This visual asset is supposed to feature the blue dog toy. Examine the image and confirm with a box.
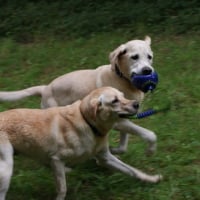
[131,71,159,93]
[130,71,165,119]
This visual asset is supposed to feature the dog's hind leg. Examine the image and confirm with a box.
[0,133,14,200]
[51,156,67,200]
[40,87,59,109]
[96,150,162,183]
[41,96,58,109]
[110,132,129,154]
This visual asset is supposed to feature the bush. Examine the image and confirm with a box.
[0,0,199,41]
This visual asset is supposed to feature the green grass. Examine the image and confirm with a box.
[0,32,200,200]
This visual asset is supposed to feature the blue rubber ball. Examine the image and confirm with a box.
[131,71,159,93]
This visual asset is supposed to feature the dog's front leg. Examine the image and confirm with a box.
[110,132,129,154]
[113,119,157,155]
[51,157,67,200]
[96,150,162,183]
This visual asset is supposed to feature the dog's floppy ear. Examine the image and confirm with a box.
[109,44,127,71]
[145,36,151,46]
[90,95,104,120]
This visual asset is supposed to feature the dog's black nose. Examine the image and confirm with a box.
[132,101,139,109]
[142,67,152,75]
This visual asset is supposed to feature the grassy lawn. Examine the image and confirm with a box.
[0,32,199,200]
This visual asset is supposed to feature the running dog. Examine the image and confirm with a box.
[0,36,157,154]
[0,87,162,200]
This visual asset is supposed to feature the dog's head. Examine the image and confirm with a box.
[109,36,154,80]
[80,87,139,127]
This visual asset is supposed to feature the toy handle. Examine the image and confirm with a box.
[135,109,156,119]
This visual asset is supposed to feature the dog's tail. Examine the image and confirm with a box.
[0,85,46,102]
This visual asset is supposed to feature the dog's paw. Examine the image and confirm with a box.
[152,174,163,183]
[109,146,127,154]
[145,143,157,156]
[142,174,163,183]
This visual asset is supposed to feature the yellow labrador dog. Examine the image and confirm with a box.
[0,36,156,154]
[0,87,162,200]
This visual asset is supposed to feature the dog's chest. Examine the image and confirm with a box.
[58,130,106,165]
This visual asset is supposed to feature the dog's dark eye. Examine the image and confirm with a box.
[112,98,119,104]
[131,54,139,60]
[148,54,152,60]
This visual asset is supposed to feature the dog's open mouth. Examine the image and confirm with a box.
[118,112,137,118]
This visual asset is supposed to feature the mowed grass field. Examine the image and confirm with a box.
[0,32,199,200]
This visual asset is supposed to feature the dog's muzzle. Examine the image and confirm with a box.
[131,71,159,93]
[118,101,139,118]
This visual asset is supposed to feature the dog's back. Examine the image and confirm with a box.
[0,101,103,164]
[0,107,59,162]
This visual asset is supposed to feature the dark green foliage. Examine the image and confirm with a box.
[0,0,199,41]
